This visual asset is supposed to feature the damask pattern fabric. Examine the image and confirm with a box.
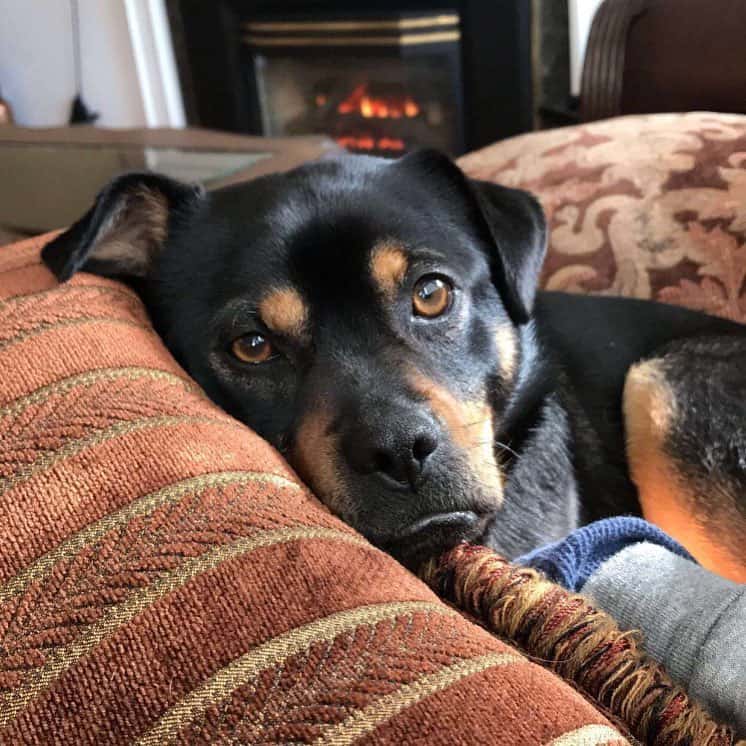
[459,112,746,323]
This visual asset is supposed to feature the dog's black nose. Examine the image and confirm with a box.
[343,411,439,490]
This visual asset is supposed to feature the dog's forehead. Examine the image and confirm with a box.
[202,155,488,326]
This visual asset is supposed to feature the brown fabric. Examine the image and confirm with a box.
[0,234,621,743]
[579,0,746,122]
[621,0,746,118]
[459,112,746,323]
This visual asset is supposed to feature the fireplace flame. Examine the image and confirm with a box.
[337,83,420,120]
[336,135,405,152]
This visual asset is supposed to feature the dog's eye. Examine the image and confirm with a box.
[412,275,452,318]
[231,332,275,364]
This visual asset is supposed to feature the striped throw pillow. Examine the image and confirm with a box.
[0,234,625,745]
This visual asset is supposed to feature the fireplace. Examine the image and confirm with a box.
[241,13,464,155]
[244,13,464,156]
[167,1,537,157]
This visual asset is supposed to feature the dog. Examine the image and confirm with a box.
[41,149,746,570]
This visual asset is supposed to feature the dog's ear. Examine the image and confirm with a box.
[468,178,547,324]
[397,149,546,324]
[41,172,204,282]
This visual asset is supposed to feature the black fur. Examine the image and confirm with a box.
[41,150,746,569]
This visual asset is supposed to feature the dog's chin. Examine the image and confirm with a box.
[375,510,491,572]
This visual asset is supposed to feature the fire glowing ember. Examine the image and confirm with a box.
[336,83,420,120]
[336,135,406,152]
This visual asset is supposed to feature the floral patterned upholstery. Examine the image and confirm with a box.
[459,113,746,323]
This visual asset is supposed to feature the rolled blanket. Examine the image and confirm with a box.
[583,543,746,738]
[421,543,744,746]
[516,517,746,737]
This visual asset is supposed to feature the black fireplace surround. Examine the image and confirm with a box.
[167,1,534,157]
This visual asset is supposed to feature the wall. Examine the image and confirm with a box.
[0,0,176,128]
[568,0,604,95]
[1,1,600,129]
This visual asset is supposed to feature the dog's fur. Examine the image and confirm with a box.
[42,150,746,569]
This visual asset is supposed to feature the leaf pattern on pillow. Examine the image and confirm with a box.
[459,113,746,323]
[658,224,746,321]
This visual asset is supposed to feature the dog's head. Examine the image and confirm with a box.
[42,150,546,567]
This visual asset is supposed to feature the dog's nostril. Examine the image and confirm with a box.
[412,431,438,466]
[374,449,397,477]
[372,433,438,486]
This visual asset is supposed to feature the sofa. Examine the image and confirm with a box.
[1,112,744,744]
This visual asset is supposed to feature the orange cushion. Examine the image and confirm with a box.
[0,234,623,744]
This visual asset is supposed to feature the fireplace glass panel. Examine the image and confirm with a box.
[252,52,462,156]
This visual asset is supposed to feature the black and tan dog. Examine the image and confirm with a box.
[42,150,746,570]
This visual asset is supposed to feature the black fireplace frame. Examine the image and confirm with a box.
[167,0,534,155]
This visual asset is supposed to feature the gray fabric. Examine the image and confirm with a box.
[583,542,746,736]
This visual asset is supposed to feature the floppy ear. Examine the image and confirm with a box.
[397,149,547,324]
[41,172,204,282]
[468,178,547,324]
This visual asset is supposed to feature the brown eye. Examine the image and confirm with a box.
[412,275,452,318]
[231,332,275,364]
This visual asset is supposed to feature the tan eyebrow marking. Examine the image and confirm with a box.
[259,287,309,339]
[370,242,409,298]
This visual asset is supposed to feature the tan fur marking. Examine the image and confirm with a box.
[370,243,408,297]
[624,362,676,537]
[410,374,503,502]
[495,324,518,381]
[92,188,169,275]
[134,186,169,245]
[624,361,746,582]
[293,408,348,518]
[259,287,309,339]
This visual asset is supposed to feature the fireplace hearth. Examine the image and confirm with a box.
[167,1,536,157]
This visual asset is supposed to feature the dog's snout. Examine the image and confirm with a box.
[342,407,439,490]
